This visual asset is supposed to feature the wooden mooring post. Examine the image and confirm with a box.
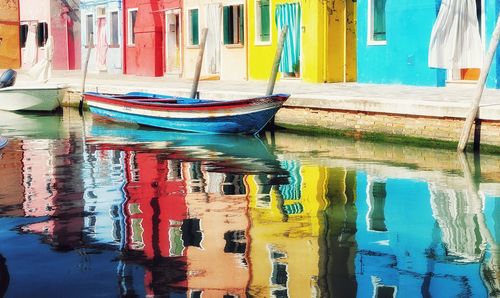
[457,13,500,152]
[79,33,94,114]
[266,25,288,96]
[190,28,208,99]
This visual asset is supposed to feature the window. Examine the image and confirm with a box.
[86,14,94,46]
[36,22,48,47]
[20,24,28,48]
[128,8,138,45]
[255,0,270,43]
[96,6,106,18]
[223,5,244,45]
[368,0,386,45]
[110,11,119,47]
[188,9,199,45]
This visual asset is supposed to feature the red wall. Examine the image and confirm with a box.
[123,0,181,76]
[51,0,81,70]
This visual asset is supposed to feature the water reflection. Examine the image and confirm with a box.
[0,109,498,297]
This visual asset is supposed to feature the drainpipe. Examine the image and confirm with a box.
[122,0,127,74]
[245,1,249,80]
[323,1,327,82]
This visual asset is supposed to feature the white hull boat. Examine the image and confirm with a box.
[0,84,67,111]
[0,36,67,112]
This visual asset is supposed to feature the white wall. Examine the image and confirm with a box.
[80,0,123,74]
[183,0,246,80]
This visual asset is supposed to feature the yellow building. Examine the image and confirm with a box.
[247,0,356,83]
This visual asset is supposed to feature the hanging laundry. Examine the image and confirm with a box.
[428,0,483,69]
[96,17,108,71]
[28,36,53,82]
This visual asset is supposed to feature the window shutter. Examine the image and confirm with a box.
[223,6,231,44]
[373,0,386,41]
[239,5,244,44]
[260,0,270,41]
[191,10,199,45]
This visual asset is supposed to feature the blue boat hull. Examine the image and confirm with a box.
[89,105,281,134]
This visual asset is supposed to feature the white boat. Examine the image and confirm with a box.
[0,84,67,111]
[0,36,67,112]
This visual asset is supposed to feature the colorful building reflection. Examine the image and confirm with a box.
[8,134,498,297]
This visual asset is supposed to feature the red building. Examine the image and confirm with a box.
[123,0,182,76]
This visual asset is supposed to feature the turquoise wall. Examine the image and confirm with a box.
[486,0,500,88]
[357,0,446,86]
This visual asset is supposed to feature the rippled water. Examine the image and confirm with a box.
[0,108,498,297]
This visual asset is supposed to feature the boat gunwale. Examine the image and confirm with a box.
[84,92,290,112]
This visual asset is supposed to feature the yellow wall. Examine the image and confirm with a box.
[247,0,356,83]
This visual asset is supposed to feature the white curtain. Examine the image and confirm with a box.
[24,23,38,67]
[428,0,483,69]
[28,36,53,83]
[96,17,108,71]
[205,4,221,74]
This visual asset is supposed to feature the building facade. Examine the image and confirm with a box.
[183,0,247,80]
[80,0,123,73]
[123,0,182,76]
[247,0,357,83]
[0,0,21,69]
[357,0,500,89]
[19,0,81,70]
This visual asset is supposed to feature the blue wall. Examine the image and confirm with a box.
[357,0,446,87]
[486,0,500,88]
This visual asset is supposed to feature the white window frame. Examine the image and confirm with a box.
[96,5,106,18]
[367,0,387,46]
[127,8,138,46]
[254,0,271,46]
[187,7,200,47]
[109,9,120,47]
[85,13,94,47]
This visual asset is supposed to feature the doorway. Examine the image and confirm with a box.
[21,21,40,69]
[276,3,301,78]
[165,10,182,74]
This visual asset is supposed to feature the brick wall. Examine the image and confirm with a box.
[276,107,500,147]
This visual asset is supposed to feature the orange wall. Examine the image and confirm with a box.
[0,0,21,68]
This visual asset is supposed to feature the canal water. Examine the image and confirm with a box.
[0,108,498,298]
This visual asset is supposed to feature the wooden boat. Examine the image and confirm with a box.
[84,91,290,134]
[0,84,68,111]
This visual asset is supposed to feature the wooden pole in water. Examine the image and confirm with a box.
[79,33,94,114]
[458,13,500,152]
[266,25,288,96]
[190,28,208,99]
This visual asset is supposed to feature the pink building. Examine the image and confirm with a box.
[19,0,81,70]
